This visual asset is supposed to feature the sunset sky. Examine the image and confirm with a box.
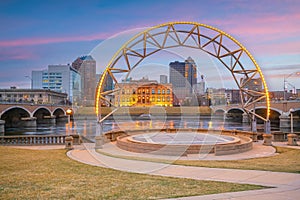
[0,0,299,90]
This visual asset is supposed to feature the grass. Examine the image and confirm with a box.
[0,146,266,199]
[174,147,300,173]
[98,146,300,173]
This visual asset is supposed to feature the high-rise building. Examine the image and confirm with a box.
[32,64,81,105]
[160,75,168,84]
[72,55,96,106]
[193,75,205,95]
[102,72,113,92]
[169,57,197,104]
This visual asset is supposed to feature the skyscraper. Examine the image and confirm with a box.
[169,57,197,88]
[72,55,96,106]
[169,57,197,103]
[193,75,205,95]
[160,75,168,84]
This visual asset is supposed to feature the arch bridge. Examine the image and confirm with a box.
[0,103,72,129]
[212,101,300,128]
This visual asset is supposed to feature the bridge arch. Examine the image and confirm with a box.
[0,106,31,118]
[292,108,300,113]
[53,108,66,117]
[214,109,226,115]
[227,108,244,122]
[96,21,270,131]
[253,107,281,125]
[0,107,31,128]
[33,107,52,123]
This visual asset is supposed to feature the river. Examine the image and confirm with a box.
[4,116,297,141]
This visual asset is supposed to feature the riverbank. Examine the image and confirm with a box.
[75,106,212,117]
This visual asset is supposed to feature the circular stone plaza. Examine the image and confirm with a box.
[95,128,276,160]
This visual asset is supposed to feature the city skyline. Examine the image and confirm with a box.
[0,0,299,91]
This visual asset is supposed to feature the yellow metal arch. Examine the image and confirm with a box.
[95,21,270,123]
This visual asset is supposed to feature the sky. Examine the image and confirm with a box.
[0,0,299,91]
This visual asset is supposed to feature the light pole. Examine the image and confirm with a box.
[290,108,294,134]
[283,71,300,101]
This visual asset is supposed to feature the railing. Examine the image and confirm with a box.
[0,101,69,106]
[0,134,81,145]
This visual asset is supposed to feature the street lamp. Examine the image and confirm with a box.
[290,108,294,134]
[284,71,300,101]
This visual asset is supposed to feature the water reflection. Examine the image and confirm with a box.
[4,116,299,142]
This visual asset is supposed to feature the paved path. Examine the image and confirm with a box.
[67,143,300,200]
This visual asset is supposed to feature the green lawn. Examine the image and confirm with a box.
[98,146,300,173]
[175,147,300,173]
[0,146,266,199]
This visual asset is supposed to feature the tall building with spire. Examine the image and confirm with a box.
[72,55,96,106]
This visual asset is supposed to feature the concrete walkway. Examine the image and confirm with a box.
[67,143,300,200]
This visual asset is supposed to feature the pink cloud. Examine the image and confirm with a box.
[0,49,37,61]
[204,12,300,56]
[219,12,300,40]
[0,32,111,47]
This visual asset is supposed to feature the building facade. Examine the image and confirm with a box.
[114,78,173,107]
[32,64,81,105]
[72,55,96,106]
[0,88,67,104]
[240,77,263,91]
[225,89,241,104]
[207,88,226,105]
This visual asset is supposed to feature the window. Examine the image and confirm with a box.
[152,97,155,102]
[167,89,170,94]
[152,89,155,94]
[162,90,165,94]
[158,89,161,94]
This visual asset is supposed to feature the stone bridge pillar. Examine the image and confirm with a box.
[251,118,257,132]
[20,117,37,127]
[279,113,290,128]
[242,113,250,123]
[56,115,70,123]
[0,120,4,135]
[38,115,56,125]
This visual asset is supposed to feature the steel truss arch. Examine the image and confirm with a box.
[96,22,270,124]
